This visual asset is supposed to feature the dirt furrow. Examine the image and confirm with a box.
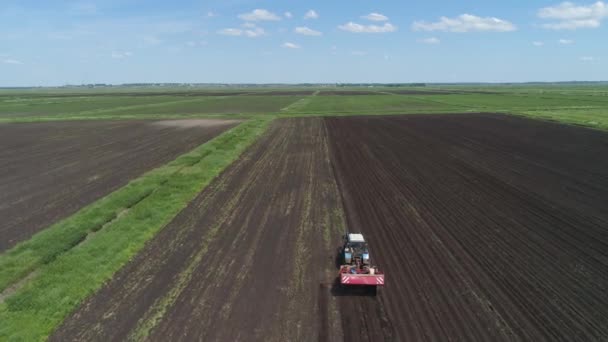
[325,114,608,341]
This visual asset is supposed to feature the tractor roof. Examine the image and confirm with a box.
[348,233,365,242]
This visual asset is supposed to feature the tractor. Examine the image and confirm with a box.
[338,233,384,287]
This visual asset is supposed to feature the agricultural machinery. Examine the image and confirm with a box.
[338,233,385,287]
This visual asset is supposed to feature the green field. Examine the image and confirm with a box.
[287,94,461,114]
[0,94,303,120]
[1,84,607,340]
[1,86,607,128]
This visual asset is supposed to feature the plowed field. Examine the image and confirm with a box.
[0,119,237,251]
[52,114,608,341]
[52,118,346,341]
[326,114,608,341]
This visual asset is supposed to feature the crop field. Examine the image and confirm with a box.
[1,86,608,341]
[47,114,608,341]
[0,119,237,251]
[0,95,181,117]
[103,95,304,116]
[0,92,304,120]
[290,94,461,115]
[51,118,346,341]
[2,86,608,128]
[326,114,608,341]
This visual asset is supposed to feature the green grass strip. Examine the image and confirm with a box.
[0,118,272,341]
[516,108,608,131]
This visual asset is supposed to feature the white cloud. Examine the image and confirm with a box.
[362,13,389,21]
[540,2,604,19]
[539,1,608,30]
[295,26,322,36]
[285,12,293,19]
[533,41,545,46]
[207,11,216,18]
[419,37,441,44]
[304,10,319,19]
[282,42,301,49]
[218,27,265,37]
[339,22,397,33]
[242,22,257,28]
[2,59,23,65]
[412,14,517,32]
[111,51,133,59]
[238,9,281,22]
[542,19,601,29]
[559,38,575,44]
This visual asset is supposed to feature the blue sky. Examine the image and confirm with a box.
[1,0,607,86]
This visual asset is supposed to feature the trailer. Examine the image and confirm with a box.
[339,265,385,286]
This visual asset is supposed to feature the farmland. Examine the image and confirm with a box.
[0,119,237,251]
[326,114,608,341]
[51,118,345,341]
[0,92,305,120]
[1,86,608,341]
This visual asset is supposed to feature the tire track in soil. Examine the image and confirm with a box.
[325,113,608,341]
[51,118,346,342]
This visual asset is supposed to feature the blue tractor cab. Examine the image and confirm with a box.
[343,233,370,265]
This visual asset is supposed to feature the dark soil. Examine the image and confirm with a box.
[50,113,608,341]
[51,118,345,342]
[325,113,608,341]
[0,119,237,251]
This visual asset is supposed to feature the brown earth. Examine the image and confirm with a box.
[326,114,608,341]
[0,119,237,251]
[51,118,346,342]
[51,113,608,341]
